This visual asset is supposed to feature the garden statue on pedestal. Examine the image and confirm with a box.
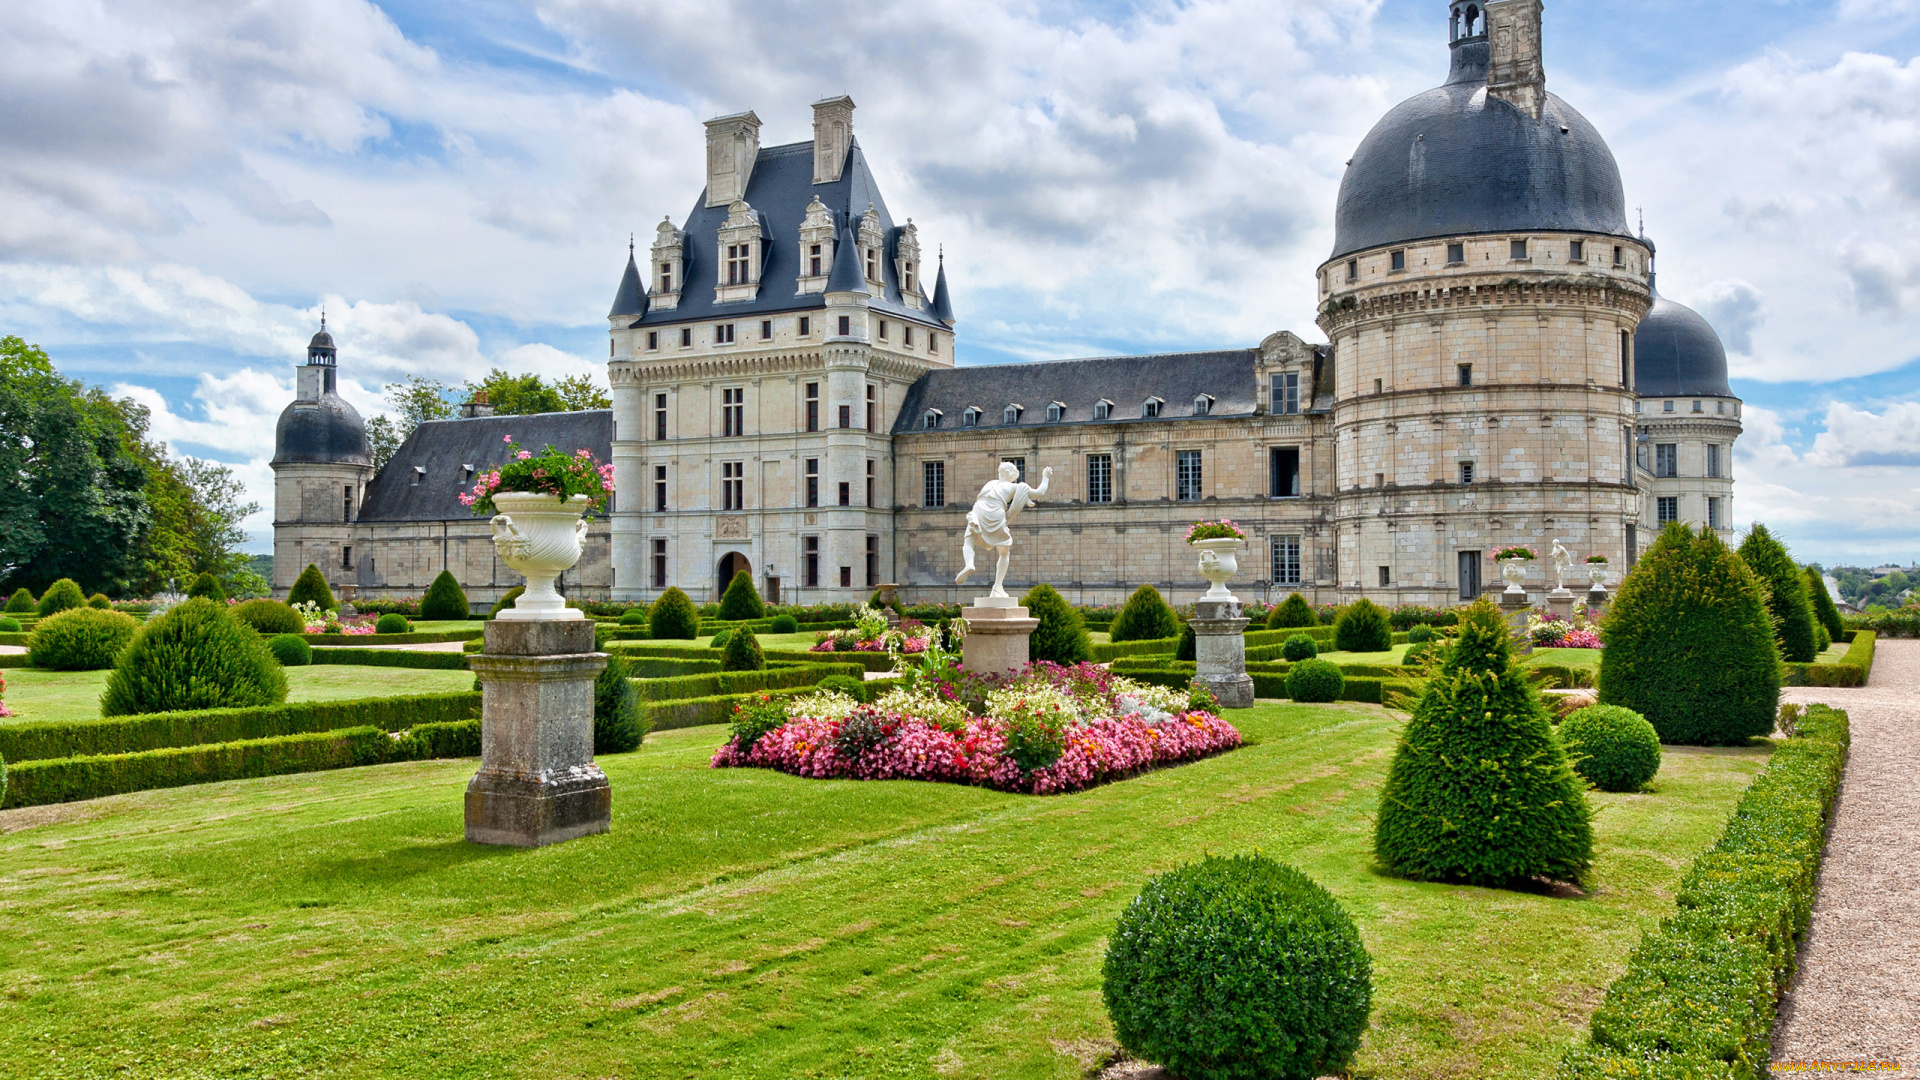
[1185,520,1254,708]
[956,461,1051,674]
[1546,538,1578,622]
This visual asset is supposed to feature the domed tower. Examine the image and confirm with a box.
[270,320,374,598]
[1633,255,1741,537]
[1317,0,1654,603]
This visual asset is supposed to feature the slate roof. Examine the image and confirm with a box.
[609,250,646,318]
[357,410,612,523]
[1634,285,1734,399]
[629,138,944,330]
[892,351,1260,435]
[1330,37,1633,259]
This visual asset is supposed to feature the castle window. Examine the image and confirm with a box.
[1374,378,1384,395]
[805,383,819,432]
[1176,450,1204,502]
[866,535,880,586]
[903,326,913,347]
[1664,400,1675,413]
[1193,394,1212,416]
[1447,242,1465,264]
[411,466,425,487]
[1621,331,1632,387]
[1655,444,1678,478]
[722,461,744,511]
[1272,373,1299,415]
[654,465,667,512]
[928,333,939,355]
[866,384,877,432]
[1707,444,1722,479]
[1717,401,1726,414]
[798,316,811,336]
[761,320,773,340]
[651,538,667,588]
[809,244,823,277]
[342,545,352,570]
[839,565,852,588]
[806,459,819,508]
[866,248,879,281]
[1692,400,1704,413]
[1459,461,1475,484]
[1004,404,1022,425]
[726,244,750,286]
[1143,397,1162,418]
[1390,250,1405,272]
[923,409,943,430]
[715,323,735,344]
[1510,239,1529,260]
[1087,454,1113,504]
[1613,245,1625,266]
[1271,447,1301,497]
[1003,457,1025,482]
[1569,240,1585,262]
[1273,535,1302,585]
[866,459,876,506]
[878,319,889,341]
[1657,496,1679,524]
[655,393,668,440]
[1093,399,1113,420]
[838,404,851,429]
[1708,497,1723,529]
[660,264,673,292]
[803,536,820,586]
[1379,566,1392,587]
[922,461,946,507]
[1346,259,1358,282]
[344,485,354,522]
[722,387,744,437]
[1046,402,1064,423]
[680,328,692,347]
[838,315,851,336]
[838,481,850,507]
[963,407,980,428]
[646,331,658,351]
[1458,364,1473,387]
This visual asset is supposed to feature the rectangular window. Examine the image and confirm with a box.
[808,245,822,277]
[722,461,744,511]
[1614,245,1625,266]
[903,326,914,347]
[838,404,851,429]
[651,538,667,588]
[1627,523,1638,563]
[1458,363,1473,387]
[877,319,888,340]
[727,245,750,286]
[838,315,851,336]
[1460,461,1475,484]
[1707,444,1721,479]
[1272,534,1302,586]
[1447,242,1465,264]
[805,383,819,432]
[680,327,692,347]
[646,331,659,351]
[341,545,352,570]
[344,485,354,522]
[1570,239,1585,262]
[1458,551,1482,600]
[1378,566,1392,587]
[1692,400,1704,413]
[1621,331,1632,387]
[838,481,850,507]
[654,393,669,440]
[1176,449,1203,502]
[1390,249,1405,271]
[865,384,877,431]
[722,387,744,437]
[715,323,734,344]
[1270,447,1300,498]
[865,535,879,587]
[1272,372,1299,415]
[865,248,878,280]
[1346,259,1358,282]
[839,565,852,588]
[865,459,876,507]
[1664,400,1675,413]
[1655,443,1678,478]
[653,465,668,512]
[805,459,819,508]
[660,264,673,293]
[761,319,773,340]
[1087,453,1113,504]
[803,536,820,587]
[1002,456,1026,483]
[1510,239,1529,260]
[1144,399,1161,418]
[929,333,938,355]
[1373,378,1383,395]
[1708,497,1722,529]
[922,460,945,507]
[798,315,811,336]
[1657,496,1680,524]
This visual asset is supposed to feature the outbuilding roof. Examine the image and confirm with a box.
[357,410,612,523]
[892,350,1260,434]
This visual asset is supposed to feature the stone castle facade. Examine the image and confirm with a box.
[272,0,1741,611]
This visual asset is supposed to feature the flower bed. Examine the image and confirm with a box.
[1527,608,1603,649]
[809,608,934,655]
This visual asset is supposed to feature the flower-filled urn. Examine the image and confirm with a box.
[461,436,615,621]
[1493,546,1538,596]
[1186,520,1248,602]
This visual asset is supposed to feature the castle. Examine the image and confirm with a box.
[273,0,1741,611]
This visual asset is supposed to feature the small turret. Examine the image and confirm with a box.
[609,239,647,320]
[930,250,954,326]
[825,223,867,295]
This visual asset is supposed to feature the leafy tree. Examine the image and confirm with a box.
[365,415,401,472]
[287,564,337,611]
[1737,523,1818,663]
[462,369,610,416]
[1266,592,1317,629]
[130,453,260,597]
[420,571,470,620]
[1109,584,1179,643]
[1598,523,1779,745]
[1805,565,1845,642]
[1333,597,1392,653]
[1023,583,1090,664]
[1374,599,1593,888]
[717,570,766,620]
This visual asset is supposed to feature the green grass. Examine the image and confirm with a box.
[1524,647,1604,671]
[0,702,1770,1079]
[1313,643,1411,665]
[0,666,477,726]
[405,620,478,633]
[1813,641,1850,664]
[642,630,827,651]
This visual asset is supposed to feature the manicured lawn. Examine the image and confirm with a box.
[0,702,1770,1078]
[1814,641,1849,663]
[1525,647,1604,671]
[1316,643,1411,665]
[0,666,476,726]
[641,630,829,652]
[405,620,481,634]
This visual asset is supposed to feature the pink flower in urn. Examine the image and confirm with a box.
[516,450,532,460]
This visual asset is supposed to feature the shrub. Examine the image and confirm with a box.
[186,572,225,602]
[1389,604,1449,631]
[1024,583,1091,665]
[36,579,86,618]
[28,608,139,670]
[1407,624,1436,644]
[100,598,289,717]
[717,570,766,621]
[594,649,647,754]
[618,606,649,626]
[815,674,868,703]
[1374,599,1593,888]
[1600,523,1780,746]
[87,593,111,609]
[1174,623,1197,662]
[1333,598,1392,653]
[1266,592,1317,629]
[650,587,700,640]
[487,585,524,619]
[720,625,765,672]
[769,613,800,634]
[419,571,470,620]
[1400,641,1436,668]
[267,635,312,667]
[1805,565,1845,642]
[233,599,304,636]
[1815,623,1831,653]
[709,629,733,649]
[1287,658,1344,703]
[1282,633,1318,662]
[1737,524,1818,663]
[5,587,34,613]
[1559,705,1661,793]
[1103,855,1372,1080]
[0,616,18,633]
[287,564,336,611]
[1109,584,1179,643]
[375,613,411,634]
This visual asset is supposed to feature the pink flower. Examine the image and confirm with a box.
[516,450,532,460]
[503,434,513,443]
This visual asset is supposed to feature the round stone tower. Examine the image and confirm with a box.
[1633,258,1741,537]
[270,321,374,598]
[1317,0,1654,603]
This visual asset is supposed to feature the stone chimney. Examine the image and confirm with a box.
[461,389,495,419]
[1486,0,1545,119]
[703,111,762,208]
[811,95,854,185]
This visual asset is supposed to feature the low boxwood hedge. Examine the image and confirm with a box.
[625,656,724,679]
[1090,637,1181,662]
[1783,629,1875,688]
[1558,705,1850,1078]
[642,679,903,732]
[308,648,470,670]
[631,662,865,702]
[297,628,482,646]
[612,643,899,672]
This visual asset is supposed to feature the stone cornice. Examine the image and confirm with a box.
[1318,276,1653,336]
[609,348,940,386]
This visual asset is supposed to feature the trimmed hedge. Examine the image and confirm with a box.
[649,587,700,640]
[1333,598,1392,653]
[287,564,336,610]
[374,613,412,635]
[1737,524,1818,663]
[309,648,469,670]
[1783,630,1875,688]
[268,635,311,667]
[1091,636,1181,662]
[36,579,86,618]
[1558,706,1850,1078]
[4,587,33,613]
[27,607,139,670]
[233,598,305,635]
[1805,565,1846,642]
[298,628,482,645]
[717,571,766,621]
[1559,705,1662,793]
[643,686,819,732]
[625,656,724,679]
[632,662,865,702]
[1025,583,1091,665]
[1287,658,1344,703]
[1266,592,1317,629]
[613,643,901,673]
[102,598,288,717]
[0,692,481,764]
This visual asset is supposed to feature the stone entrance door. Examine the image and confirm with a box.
[717,551,752,600]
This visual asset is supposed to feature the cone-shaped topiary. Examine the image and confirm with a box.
[232,599,304,636]
[375,613,410,634]
[28,608,139,670]
[1023,583,1091,664]
[1333,597,1392,653]
[1282,634,1318,662]
[487,585,524,619]
[287,564,336,611]
[36,579,85,618]
[1109,584,1179,643]
[1374,598,1594,888]
[186,573,225,602]
[101,598,289,717]
[1174,622,1197,662]
[1266,592,1317,629]
[650,587,699,640]
[1558,705,1661,793]
[1102,855,1373,1080]
[720,624,765,671]
[594,649,648,753]
[717,570,766,621]
[87,593,111,609]
[1286,657,1343,702]
[1599,523,1780,745]
[419,571,470,620]
[1737,523,1818,663]
[1804,564,1845,643]
[709,629,733,649]
[267,634,312,667]
[4,587,34,613]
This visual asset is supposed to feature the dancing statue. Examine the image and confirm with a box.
[1550,537,1574,592]
[956,462,1052,599]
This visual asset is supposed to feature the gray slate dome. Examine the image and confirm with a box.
[273,393,371,466]
[1634,287,1733,398]
[1330,39,1633,259]
[309,329,335,350]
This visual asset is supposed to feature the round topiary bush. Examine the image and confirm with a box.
[717,570,766,621]
[1599,523,1780,746]
[232,599,304,636]
[720,625,764,672]
[1281,633,1318,662]
[594,649,647,754]
[1024,582,1091,665]
[101,598,290,717]
[28,607,140,670]
[1559,705,1662,793]
[4,587,34,613]
[36,578,86,618]
[709,629,733,649]
[1103,854,1373,1080]
[375,613,411,634]
[649,587,700,640]
[1374,599,1593,888]
[618,607,649,627]
[287,564,336,611]
[1109,584,1179,643]
[1266,592,1317,630]
[1287,658,1344,703]
[268,634,312,667]
[419,570,470,621]
[487,585,525,619]
[87,593,111,610]
[0,616,18,632]
[1407,624,1436,644]
[769,613,800,634]
[815,674,867,703]
[1737,523,1818,663]
[186,573,226,602]
[1333,598,1392,653]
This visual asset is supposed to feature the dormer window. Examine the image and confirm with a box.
[894,220,923,308]
[809,245,823,276]
[1046,401,1065,422]
[858,204,886,288]
[725,244,750,285]
[963,407,981,427]
[659,264,673,292]
[411,466,426,487]
[922,409,943,430]
[1193,394,1213,416]
[797,197,835,294]
[1004,404,1022,425]
[650,215,685,311]
[1143,397,1163,418]
[866,248,879,280]
[1093,399,1112,421]
[714,200,764,302]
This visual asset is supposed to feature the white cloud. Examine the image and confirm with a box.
[1688,279,1766,356]
[1809,401,1920,467]
[1736,405,1800,470]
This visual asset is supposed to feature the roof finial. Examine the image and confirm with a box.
[1637,207,1645,238]
[320,308,326,331]
[628,233,634,255]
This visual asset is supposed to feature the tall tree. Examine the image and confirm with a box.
[462,368,610,415]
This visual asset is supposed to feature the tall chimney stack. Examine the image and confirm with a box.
[703,111,762,207]
[811,95,855,185]
[1486,0,1545,119]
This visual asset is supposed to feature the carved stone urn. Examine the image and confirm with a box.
[489,492,591,621]
[1192,538,1243,602]
[1499,557,1532,596]
[1587,563,1611,588]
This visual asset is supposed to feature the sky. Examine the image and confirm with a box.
[3,0,1919,567]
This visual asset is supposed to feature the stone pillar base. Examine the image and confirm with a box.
[466,620,611,848]
[1587,584,1610,610]
[1190,597,1254,709]
[1546,588,1577,623]
[1499,590,1533,654]
[961,598,1037,676]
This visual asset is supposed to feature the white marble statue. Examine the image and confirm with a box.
[1550,537,1574,593]
[955,461,1052,599]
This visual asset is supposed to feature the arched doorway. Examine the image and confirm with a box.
[717,551,751,600]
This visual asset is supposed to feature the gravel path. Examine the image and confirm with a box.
[1773,638,1920,1063]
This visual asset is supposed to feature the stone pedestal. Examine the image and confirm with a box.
[465,619,611,847]
[1546,588,1577,623]
[1586,584,1610,611]
[961,597,1037,676]
[1190,598,1254,709]
[1499,590,1533,654]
